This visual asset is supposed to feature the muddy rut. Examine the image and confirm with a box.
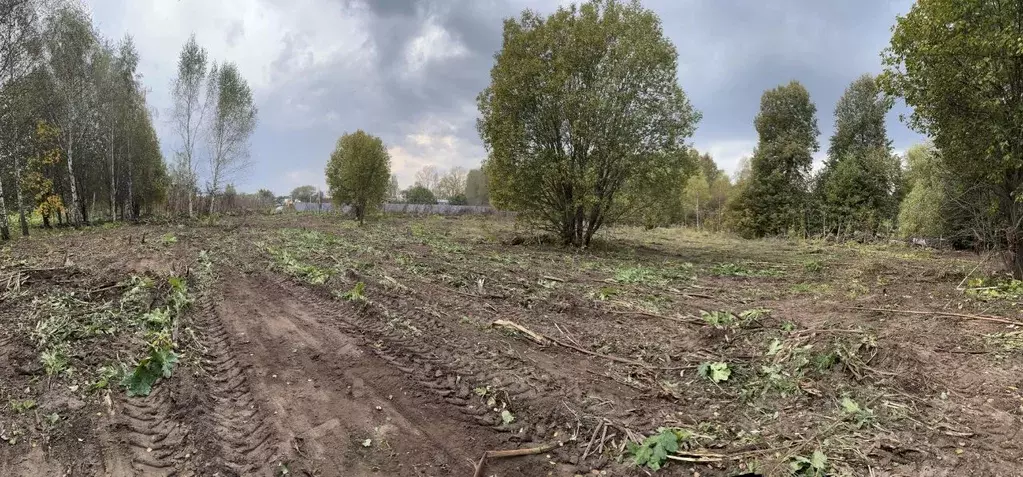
[206,269,503,476]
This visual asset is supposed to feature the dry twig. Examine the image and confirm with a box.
[848,306,1023,327]
[472,442,557,477]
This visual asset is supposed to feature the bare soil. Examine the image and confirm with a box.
[1,215,1021,476]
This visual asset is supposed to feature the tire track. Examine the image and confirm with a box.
[191,296,280,475]
[118,384,190,475]
[274,274,642,463]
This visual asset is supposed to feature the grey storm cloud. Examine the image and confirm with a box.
[85,0,922,194]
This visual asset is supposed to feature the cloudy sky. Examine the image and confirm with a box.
[83,0,923,194]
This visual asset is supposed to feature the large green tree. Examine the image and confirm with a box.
[325,130,390,224]
[815,74,900,237]
[730,81,819,237]
[897,144,948,239]
[477,0,700,246]
[881,0,1023,275]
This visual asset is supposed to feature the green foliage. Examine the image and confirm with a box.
[41,344,70,376]
[500,409,515,425]
[465,168,490,206]
[802,260,824,273]
[701,310,737,328]
[9,399,37,414]
[122,337,178,397]
[840,396,875,428]
[478,0,700,246]
[965,277,1023,300]
[813,75,901,238]
[698,361,731,383]
[403,185,437,204]
[881,0,1023,276]
[627,427,692,471]
[341,282,366,302]
[325,130,391,224]
[448,193,468,206]
[730,81,819,237]
[897,144,948,239]
[267,247,330,285]
[160,233,178,246]
[790,450,828,476]
[290,185,318,203]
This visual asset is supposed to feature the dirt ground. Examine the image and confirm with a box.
[1,214,1022,476]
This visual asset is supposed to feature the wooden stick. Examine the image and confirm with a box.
[847,306,1023,327]
[491,319,652,368]
[542,275,565,282]
[492,319,548,345]
[666,452,725,463]
[472,442,556,477]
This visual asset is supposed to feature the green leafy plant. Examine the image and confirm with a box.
[701,310,736,328]
[500,409,515,425]
[698,361,731,383]
[627,427,693,470]
[739,308,772,322]
[341,282,366,302]
[9,399,37,413]
[122,338,179,397]
[840,396,875,428]
[613,266,661,285]
[803,260,824,273]
[790,450,828,476]
[40,344,70,376]
[160,233,178,246]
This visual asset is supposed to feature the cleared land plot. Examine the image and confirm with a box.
[1,215,1021,476]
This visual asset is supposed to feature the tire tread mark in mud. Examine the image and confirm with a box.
[118,384,190,474]
[271,276,626,448]
[193,295,281,474]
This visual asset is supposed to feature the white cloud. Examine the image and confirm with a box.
[695,139,756,175]
[403,20,468,77]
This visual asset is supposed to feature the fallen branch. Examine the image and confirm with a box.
[492,319,548,345]
[847,306,1023,327]
[491,319,652,368]
[472,442,557,477]
[542,275,566,282]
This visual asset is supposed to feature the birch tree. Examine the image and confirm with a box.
[45,6,96,226]
[204,62,256,215]
[171,34,207,218]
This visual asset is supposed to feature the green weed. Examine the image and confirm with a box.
[627,427,695,471]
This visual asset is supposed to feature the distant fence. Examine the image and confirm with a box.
[288,202,513,217]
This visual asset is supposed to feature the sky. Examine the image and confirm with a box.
[83,0,924,194]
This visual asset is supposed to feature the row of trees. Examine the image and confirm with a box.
[1,1,166,240]
[729,75,903,239]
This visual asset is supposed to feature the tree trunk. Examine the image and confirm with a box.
[0,175,10,241]
[65,139,83,226]
[109,130,116,221]
[15,155,28,237]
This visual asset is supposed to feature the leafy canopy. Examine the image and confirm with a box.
[881,0,1023,275]
[731,81,819,237]
[325,130,391,224]
[477,0,700,246]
